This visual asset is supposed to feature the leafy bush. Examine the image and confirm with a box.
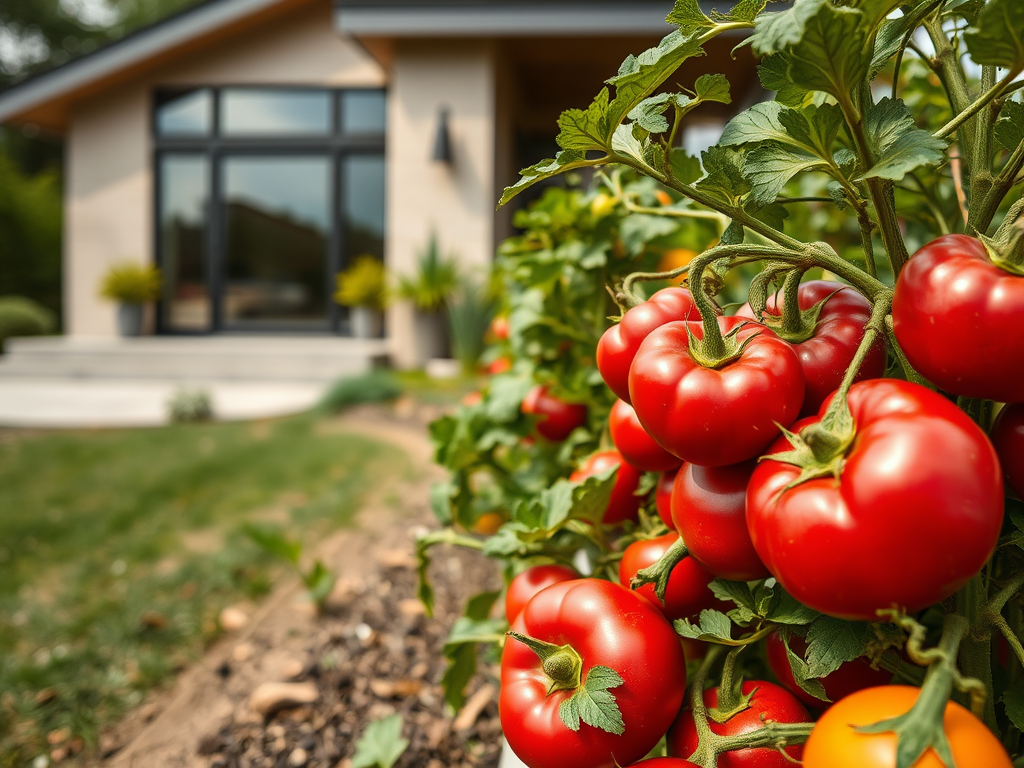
[167,388,214,423]
[447,278,496,373]
[318,370,403,412]
[335,256,389,309]
[99,262,161,304]
[0,295,56,351]
[396,234,460,312]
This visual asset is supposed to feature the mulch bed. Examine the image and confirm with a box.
[196,541,504,768]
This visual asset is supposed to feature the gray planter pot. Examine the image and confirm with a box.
[117,303,144,337]
[412,309,449,365]
[350,306,384,339]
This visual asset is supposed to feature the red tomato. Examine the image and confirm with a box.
[764,632,891,711]
[490,315,511,341]
[461,390,483,407]
[629,316,804,467]
[747,379,1004,620]
[618,533,728,621]
[501,579,687,768]
[629,760,700,768]
[737,280,886,415]
[505,564,579,625]
[672,461,768,581]
[656,469,676,529]
[991,403,1024,498]
[570,450,643,525]
[893,234,1024,402]
[487,356,512,375]
[597,287,699,404]
[609,399,682,472]
[521,385,588,442]
[803,686,1013,768]
[668,680,811,767]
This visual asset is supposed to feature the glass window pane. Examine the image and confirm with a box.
[155,89,212,135]
[341,90,386,134]
[223,156,331,329]
[342,154,385,262]
[221,89,331,136]
[158,155,210,331]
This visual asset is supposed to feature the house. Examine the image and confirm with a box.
[0,0,762,371]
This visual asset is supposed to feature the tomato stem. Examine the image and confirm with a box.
[506,631,584,694]
[630,535,688,603]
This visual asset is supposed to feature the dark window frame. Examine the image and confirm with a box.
[152,85,386,336]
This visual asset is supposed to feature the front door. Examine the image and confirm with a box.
[218,155,333,331]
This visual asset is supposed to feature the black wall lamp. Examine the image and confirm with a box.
[432,106,452,163]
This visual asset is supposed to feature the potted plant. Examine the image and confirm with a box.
[396,234,460,364]
[99,262,161,337]
[334,255,388,339]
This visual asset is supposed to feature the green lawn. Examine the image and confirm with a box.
[0,413,406,766]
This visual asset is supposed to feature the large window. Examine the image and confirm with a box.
[153,87,386,334]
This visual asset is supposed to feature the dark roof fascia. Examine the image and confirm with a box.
[0,0,288,124]
[334,1,743,36]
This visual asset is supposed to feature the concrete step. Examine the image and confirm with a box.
[0,335,391,383]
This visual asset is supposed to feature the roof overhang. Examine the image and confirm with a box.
[334,2,684,37]
[0,0,311,131]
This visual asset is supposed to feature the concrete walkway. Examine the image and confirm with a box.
[0,378,325,428]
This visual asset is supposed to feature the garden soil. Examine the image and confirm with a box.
[90,402,503,768]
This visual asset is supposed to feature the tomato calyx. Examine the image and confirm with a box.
[629,535,688,602]
[855,612,985,768]
[979,226,1024,275]
[505,630,627,735]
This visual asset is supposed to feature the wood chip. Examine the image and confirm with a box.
[250,682,319,717]
[452,685,496,733]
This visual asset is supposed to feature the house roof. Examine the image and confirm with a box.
[0,0,755,131]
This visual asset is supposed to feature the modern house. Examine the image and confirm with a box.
[0,0,762,373]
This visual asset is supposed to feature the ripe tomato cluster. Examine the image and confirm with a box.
[492,237,1019,768]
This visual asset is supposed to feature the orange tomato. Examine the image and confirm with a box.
[803,686,1012,768]
[472,512,505,535]
[655,190,673,206]
[657,248,697,274]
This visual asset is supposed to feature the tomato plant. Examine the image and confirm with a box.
[418,1,1024,766]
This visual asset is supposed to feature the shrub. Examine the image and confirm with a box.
[447,278,496,373]
[319,370,403,412]
[335,256,389,309]
[167,388,214,423]
[99,262,161,304]
[395,234,460,312]
[0,295,56,351]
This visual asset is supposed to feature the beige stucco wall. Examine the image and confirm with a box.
[64,0,385,336]
[385,40,498,369]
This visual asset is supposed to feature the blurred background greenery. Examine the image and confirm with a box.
[0,0,203,323]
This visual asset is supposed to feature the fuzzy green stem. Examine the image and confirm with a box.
[956,575,997,730]
[935,67,1022,141]
[631,536,688,602]
[925,14,976,165]
[506,631,583,694]
[971,137,1024,233]
[779,270,805,338]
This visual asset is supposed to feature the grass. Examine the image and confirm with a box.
[0,413,406,766]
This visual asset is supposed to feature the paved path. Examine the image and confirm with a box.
[0,378,324,428]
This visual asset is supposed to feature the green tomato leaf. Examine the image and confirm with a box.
[628,93,677,134]
[710,579,758,624]
[871,0,936,75]
[804,615,872,678]
[1003,690,1024,732]
[744,144,828,207]
[484,375,534,423]
[557,87,611,151]
[611,124,661,175]
[499,150,602,207]
[666,0,714,33]
[694,73,732,104]
[445,616,507,647]
[569,466,619,525]
[606,29,706,132]
[752,0,869,102]
[558,665,626,735]
[674,608,735,642]
[430,481,454,526]
[440,643,477,712]
[670,147,704,184]
[352,714,410,768]
[764,587,820,626]
[782,631,830,702]
[996,99,1024,153]
[620,214,682,257]
[860,97,947,181]
[964,0,1024,70]
[465,589,503,621]
[720,101,794,147]
[758,53,815,108]
[695,146,751,206]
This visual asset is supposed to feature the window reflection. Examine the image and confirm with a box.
[341,90,387,134]
[221,89,331,136]
[155,89,212,135]
[342,154,386,263]
[223,157,331,329]
[159,155,210,330]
